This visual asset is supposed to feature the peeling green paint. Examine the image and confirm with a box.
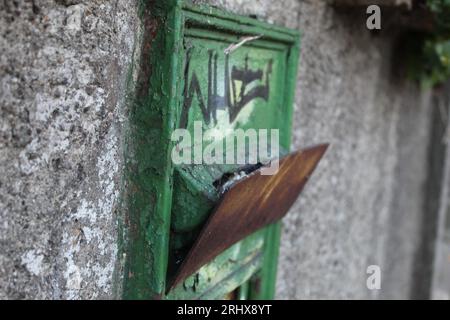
[122,0,184,299]
[122,0,300,300]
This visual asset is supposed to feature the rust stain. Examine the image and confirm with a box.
[169,144,329,290]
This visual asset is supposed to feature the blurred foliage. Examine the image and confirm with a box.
[427,0,450,32]
[410,1,450,87]
[409,37,450,88]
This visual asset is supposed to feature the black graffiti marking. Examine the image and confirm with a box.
[180,49,273,129]
[230,55,272,122]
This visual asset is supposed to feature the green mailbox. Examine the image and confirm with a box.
[123,1,323,300]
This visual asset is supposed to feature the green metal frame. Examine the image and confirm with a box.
[123,0,300,300]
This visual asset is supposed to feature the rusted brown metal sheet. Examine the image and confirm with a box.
[170,144,329,289]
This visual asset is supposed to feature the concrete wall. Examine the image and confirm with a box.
[0,0,439,299]
[277,3,432,300]
[431,84,450,300]
[0,0,140,299]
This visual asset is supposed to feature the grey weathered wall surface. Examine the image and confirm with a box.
[281,3,432,300]
[0,0,141,299]
[0,0,438,299]
[431,84,450,300]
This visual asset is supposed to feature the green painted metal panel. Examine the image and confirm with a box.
[123,0,300,300]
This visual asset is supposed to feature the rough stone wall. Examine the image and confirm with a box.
[0,0,140,299]
[0,0,437,299]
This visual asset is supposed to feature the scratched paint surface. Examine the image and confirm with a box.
[123,1,300,300]
[167,228,265,299]
[180,36,287,133]
[168,27,290,298]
